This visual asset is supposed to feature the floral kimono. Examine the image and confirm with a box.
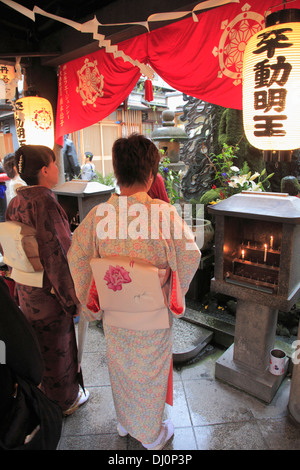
[68,192,200,443]
[5,186,79,412]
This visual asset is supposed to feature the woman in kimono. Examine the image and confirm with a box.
[68,134,200,449]
[5,145,89,415]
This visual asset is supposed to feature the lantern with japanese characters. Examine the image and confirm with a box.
[0,64,14,84]
[14,96,54,149]
[243,15,300,151]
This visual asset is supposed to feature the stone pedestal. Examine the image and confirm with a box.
[215,300,288,403]
[288,323,300,423]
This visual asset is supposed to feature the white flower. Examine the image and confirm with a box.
[228,177,238,188]
[248,181,262,191]
[249,172,260,181]
[228,175,247,188]
[230,166,240,172]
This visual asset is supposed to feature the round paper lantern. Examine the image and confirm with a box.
[243,19,300,151]
[14,96,54,149]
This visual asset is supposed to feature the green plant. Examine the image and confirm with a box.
[158,154,181,204]
[200,143,274,204]
[93,171,115,187]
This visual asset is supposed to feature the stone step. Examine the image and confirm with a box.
[182,308,235,348]
[173,316,213,363]
[182,307,295,361]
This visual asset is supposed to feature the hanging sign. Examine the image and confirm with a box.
[0,64,15,83]
[0,64,15,100]
[243,22,300,151]
[14,96,54,149]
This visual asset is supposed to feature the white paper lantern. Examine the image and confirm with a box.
[14,96,54,149]
[243,21,300,151]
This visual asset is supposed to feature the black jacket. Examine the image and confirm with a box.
[0,279,62,450]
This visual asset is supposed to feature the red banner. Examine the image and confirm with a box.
[55,0,300,145]
[55,34,147,145]
[148,0,300,109]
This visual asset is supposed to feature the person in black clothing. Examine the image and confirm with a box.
[63,134,81,181]
[0,278,62,450]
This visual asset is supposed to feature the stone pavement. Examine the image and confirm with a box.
[57,320,300,451]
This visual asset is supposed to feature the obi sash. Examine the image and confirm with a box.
[0,221,44,287]
[90,256,171,331]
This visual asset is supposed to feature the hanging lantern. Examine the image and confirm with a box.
[14,96,54,149]
[243,9,300,153]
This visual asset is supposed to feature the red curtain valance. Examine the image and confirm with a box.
[55,0,300,145]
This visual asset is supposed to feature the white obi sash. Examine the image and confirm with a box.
[0,221,44,287]
[90,256,171,331]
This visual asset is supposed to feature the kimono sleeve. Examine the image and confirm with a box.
[166,206,201,296]
[34,194,79,311]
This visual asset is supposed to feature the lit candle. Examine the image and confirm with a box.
[270,236,273,249]
[241,249,245,260]
[264,244,267,263]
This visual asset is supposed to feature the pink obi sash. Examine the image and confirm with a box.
[89,256,185,331]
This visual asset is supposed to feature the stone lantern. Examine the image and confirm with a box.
[152,110,187,173]
[208,192,300,403]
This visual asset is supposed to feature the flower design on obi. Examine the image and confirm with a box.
[104,265,132,291]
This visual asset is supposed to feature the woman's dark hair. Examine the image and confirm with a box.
[3,153,16,179]
[112,134,160,187]
[14,145,55,186]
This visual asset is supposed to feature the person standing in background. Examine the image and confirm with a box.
[147,172,169,203]
[81,152,96,181]
[3,153,26,204]
[63,134,81,181]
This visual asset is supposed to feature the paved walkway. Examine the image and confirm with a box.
[58,321,300,451]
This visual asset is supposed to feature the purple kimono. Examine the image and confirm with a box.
[6,186,79,411]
